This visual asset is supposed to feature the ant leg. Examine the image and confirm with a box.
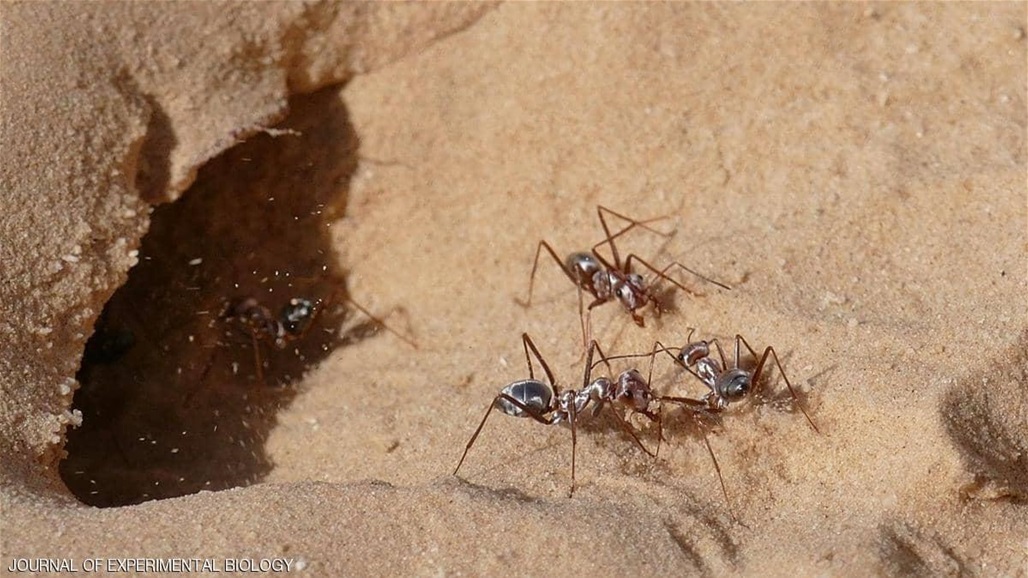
[343,296,419,349]
[660,396,735,519]
[597,205,675,238]
[577,287,589,349]
[738,335,820,433]
[250,332,265,386]
[605,406,658,458]
[453,392,561,476]
[653,340,711,389]
[661,261,732,292]
[584,295,609,347]
[698,426,734,521]
[521,333,557,387]
[568,396,578,498]
[516,241,574,309]
[660,395,708,410]
[593,205,675,270]
[620,254,719,298]
[454,398,502,476]
[587,340,678,367]
[709,337,729,372]
[585,339,613,381]
[590,340,659,458]
[646,340,663,457]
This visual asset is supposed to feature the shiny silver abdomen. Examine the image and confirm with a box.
[495,379,554,417]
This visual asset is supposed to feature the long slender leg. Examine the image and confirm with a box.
[625,254,700,298]
[521,333,557,387]
[516,241,575,308]
[605,406,658,457]
[660,261,732,291]
[626,254,730,302]
[577,286,589,349]
[660,396,735,520]
[709,338,729,372]
[597,205,675,239]
[594,205,675,270]
[590,340,660,457]
[646,340,664,457]
[698,426,735,521]
[588,341,678,367]
[567,395,578,498]
[344,296,419,349]
[586,340,614,380]
[584,295,608,346]
[454,397,503,475]
[453,392,561,476]
[737,335,820,433]
[250,331,265,386]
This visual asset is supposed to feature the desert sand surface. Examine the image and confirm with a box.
[2,2,1026,576]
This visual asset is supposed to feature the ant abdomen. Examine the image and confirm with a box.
[496,379,554,417]
[564,252,602,288]
[717,368,751,401]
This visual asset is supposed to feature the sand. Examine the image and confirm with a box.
[2,2,1026,576]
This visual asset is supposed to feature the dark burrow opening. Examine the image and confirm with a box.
[61,86,384,507]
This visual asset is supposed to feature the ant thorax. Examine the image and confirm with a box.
[553,390,580,425]
[578,376,615,416]
[694,356,722,387]
[590,269,648,311]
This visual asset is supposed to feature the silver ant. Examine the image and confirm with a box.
[656,331,819,433]
[517,206,730,344]
[221,291,417,385]
[453,334,664,497]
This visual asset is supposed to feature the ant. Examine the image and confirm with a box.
[453,334,664,497]
[516,206,730,345]
[221,291,417,386]
[656,331,819,433]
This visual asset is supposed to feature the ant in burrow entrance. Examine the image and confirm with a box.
[516,206,730,345]
[454,334,671,497]
[653,330,819,433]
[219,289,418,386]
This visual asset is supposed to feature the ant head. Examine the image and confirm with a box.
[616,369,654,412]
[614,273,648,312]
[280,298,315,336]
[717,368,752,402]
